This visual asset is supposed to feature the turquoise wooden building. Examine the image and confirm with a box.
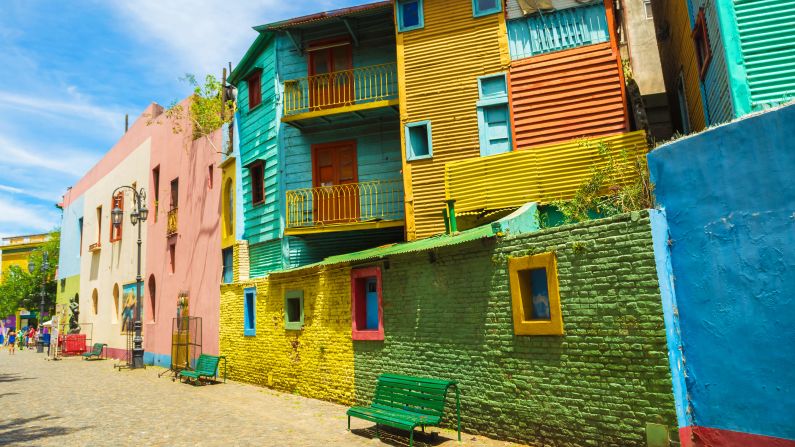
[663,0,795,127]
[228,2,404,277]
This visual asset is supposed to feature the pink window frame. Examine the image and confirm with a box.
[350,266,384,341]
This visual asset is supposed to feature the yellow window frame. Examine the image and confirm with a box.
[508,252,564,335]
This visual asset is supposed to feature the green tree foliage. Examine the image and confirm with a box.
[155,74,235,151]
[553,140,653,224]
[0,230,60,319]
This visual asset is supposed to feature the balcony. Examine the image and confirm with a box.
[88,242,101,253]
[282,63,399,125]
[444,131,649,214]
[167,208,178,237]
[285,179,404,235]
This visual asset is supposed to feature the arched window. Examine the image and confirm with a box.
[112,284,120,323]
[91,289,99,315]
[148,275,157,323]
[223,178,234,238]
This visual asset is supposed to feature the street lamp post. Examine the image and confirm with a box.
[28,251,49,353]
[111,185,149,369]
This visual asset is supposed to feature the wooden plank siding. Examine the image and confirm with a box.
[653,0,706,132]
[445,130,649,213]
[397,0,510,240]
[235,37,282,247]
[509,43,628,148]
[691,0,733,125]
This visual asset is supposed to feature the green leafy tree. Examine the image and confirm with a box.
[0,230,60,320]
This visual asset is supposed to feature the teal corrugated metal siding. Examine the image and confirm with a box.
[507,3,610,60]
[249,239,284,278]
[735,0,795,110]
[286,228,403,269]
[694,0,733,125]
[235,38,281,245]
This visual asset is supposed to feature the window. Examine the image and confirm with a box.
[397,0,424,32]
[112,283,120,324]
[152,166,160,221]
[644,0,653,19]
[148,275,156,323]
[508,252,563,335]
[169,243,176,274]
[170,178,179,210]
[208,164,214,189]
[244,287,256,336]
[92,289,98,315]
[477,74,512,156]
[223,178,234,238]
[473,0,501,17]
[405,121,432,160]
[222,248,234,284]
[692,9,712,80]
[96,206,102,245]
[247,69,262,110]
[676,71,691,134]
[110,193,123,242]
[248,161,265,205]
[351,267,384,340]
[78,217,83,253]
[284,290,304,331]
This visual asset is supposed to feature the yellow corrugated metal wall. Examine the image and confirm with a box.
[397,1,510,240]
[445,130,649,213]
[656,0,706,132]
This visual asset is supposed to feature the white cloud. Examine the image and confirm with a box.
[109,0,287,76]
[0,196,59,237]
[0,135,99,177]
[0,184,62,203]
[0,90,124,132]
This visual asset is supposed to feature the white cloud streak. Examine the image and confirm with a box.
[0,135,99,177]
[0,90,124,132]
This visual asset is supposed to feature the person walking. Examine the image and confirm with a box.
[7,329,16,354]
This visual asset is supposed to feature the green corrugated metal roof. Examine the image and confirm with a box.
[267,202,540,276]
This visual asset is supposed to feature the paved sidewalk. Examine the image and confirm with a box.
[0,350,525,447]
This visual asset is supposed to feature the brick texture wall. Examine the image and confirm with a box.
[354,211,678,446]
[219,260,355,404]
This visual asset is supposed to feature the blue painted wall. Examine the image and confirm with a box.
[58,194,85,279]
[648,103,795,440]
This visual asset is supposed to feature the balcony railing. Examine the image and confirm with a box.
[286,179,404,229]
[283,63,398,116]
[167,208,178,236]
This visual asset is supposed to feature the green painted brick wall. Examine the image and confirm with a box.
[354,211,678,446]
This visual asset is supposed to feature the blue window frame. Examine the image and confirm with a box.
[477,74,512,156]
[244,287,256,336]
[397,0,424,32]
[222,247,233,284]
[473,0,502,17]
[405,121,433,161]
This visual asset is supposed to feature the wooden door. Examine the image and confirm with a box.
[312,141,359,224]
[308,41,353,109]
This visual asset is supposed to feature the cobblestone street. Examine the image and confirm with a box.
[0,350,524,447]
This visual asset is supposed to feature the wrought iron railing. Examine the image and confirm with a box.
[283,63,398,115]
[286,179,404,228]
[167,208,178,236]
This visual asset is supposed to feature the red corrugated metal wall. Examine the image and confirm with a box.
[509,42,629,148]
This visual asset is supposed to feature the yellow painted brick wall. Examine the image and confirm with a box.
[219,256,354,404]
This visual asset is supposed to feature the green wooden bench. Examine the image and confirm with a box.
[178,354,225,385]
[81,343,106,360]
[347,374,460,447]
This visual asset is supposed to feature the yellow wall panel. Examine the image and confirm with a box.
[219,244,354,404]
[398,0,509,240]
[445,130,649,212]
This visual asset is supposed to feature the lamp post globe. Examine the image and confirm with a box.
[138,205,149,222]
[112,206,124,226]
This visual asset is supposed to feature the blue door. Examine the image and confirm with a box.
[482,104,512,156]
[365,278,379,330]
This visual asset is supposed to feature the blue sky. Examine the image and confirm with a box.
[0,0,365,239]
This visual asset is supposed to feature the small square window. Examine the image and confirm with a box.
[244,287,256,336]
[351,267,384,341]
[509,252,563,335]
[397,0,424,32]
[644,0,653,19]
[692,9,712,81]
[405,121,432,161]
[222,247,233,284]
[284,290,304,331]
[473,0,502,17]
[479,74,507,100]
